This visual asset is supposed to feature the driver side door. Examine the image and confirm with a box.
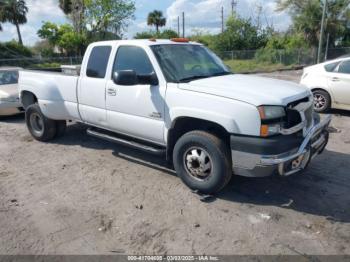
[105,45,166,145]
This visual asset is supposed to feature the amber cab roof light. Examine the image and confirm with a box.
[171,38,190,43]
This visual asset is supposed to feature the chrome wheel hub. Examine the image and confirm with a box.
[314,94,326,110]
[183,147,212,180]
[30,113,44,136]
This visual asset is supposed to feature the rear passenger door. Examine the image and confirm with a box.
[78,45,111,127]
[329,59,350,106]
[105,45,166,144]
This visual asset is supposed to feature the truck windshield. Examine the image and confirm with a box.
[0,71,18,85]
[151,44,232,83]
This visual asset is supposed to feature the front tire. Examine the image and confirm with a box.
[25,104,57,142]
[313,90,331,113]
[173,131,232,194]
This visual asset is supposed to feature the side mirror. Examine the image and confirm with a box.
[113,70,159,86]
[113,70,138,86]
[138,72,159,86]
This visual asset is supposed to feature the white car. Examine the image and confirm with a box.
[0,67,23,116]
[18,39,331,193]
[301,56,350,112]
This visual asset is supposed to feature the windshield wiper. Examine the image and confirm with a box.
[211,71,233,77]
[177,75,210,83]
[177,72,232,83]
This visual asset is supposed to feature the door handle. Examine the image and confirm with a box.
[107,88,117,96]
[331,77,340,82]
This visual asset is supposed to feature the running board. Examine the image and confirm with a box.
[87,128,166,155]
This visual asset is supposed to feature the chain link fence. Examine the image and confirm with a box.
[0,47,349,73]
[0,56,83,69]
[217,48,318,66]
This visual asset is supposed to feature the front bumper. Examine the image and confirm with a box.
[230,114,331,177]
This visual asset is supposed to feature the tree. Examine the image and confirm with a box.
[212,15,270,52]
[59,0,73,14]
[147,10,166,33]
[134,29,178,39]
[59,0,85,33]
[38,22,86,55]
[276,0,350,48]
[84,0,135,39]
[0,0,28,45]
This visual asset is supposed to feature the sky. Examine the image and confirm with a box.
[0,0,291,46]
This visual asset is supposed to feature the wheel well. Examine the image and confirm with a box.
[21,91,37,109]
[166,117,230,161]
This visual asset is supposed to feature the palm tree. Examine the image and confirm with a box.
[147,10,166,33]
[59,0,72,15]
[0,0,28,45]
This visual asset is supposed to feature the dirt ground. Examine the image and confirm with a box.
[0,71,349,255]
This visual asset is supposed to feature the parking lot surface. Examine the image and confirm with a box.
[0,71,349,255]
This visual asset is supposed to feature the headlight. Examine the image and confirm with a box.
[258,106,286,120]
[258,106,286,137]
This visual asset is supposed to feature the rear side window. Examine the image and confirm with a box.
[338,60,350,74]
[113,46,154,75]
[86,46,111,78]
[324,61,340,72]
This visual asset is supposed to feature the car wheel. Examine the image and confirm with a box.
[173,131,232,194]
[25,104,57,142]
[313,90,331,113]
[55,120,67,138]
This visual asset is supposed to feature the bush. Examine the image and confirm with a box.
[0,41,32,59]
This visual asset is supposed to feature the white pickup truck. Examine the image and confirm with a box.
[19,39,331,193]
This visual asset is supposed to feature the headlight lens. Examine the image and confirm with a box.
[258,106,286,120]
[258,106,286,137]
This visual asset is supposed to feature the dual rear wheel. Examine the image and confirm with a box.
[25,104,66,142]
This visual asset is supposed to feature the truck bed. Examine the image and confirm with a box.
[19,70,81,121]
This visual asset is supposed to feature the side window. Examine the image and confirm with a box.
[86,46,111,78]
[324,62,340,72]
[113,46,154,75]
[338,60,350,74]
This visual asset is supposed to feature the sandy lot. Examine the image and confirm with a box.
[0,71,349,255]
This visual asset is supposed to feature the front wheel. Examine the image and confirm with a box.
[25,104,57,142]
[313,90,331,113]
[173,131,232,194]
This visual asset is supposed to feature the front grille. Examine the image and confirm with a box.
[286,96,314,135]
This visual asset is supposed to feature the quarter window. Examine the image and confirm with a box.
[86,46,112,78]
[324,61,340,72]
[338,60,350,74]
[113,46,154,75]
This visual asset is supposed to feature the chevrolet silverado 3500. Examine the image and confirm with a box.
[19,39,331,193]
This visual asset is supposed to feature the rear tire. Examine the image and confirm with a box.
[25,104,57,142]
[312,90,331,113]
[173,131,232,194]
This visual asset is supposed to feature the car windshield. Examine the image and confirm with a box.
[0,71,19,85]
[151,44,232,83]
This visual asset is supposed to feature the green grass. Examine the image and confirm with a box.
[31,62,61,69]
[224,59,295,73]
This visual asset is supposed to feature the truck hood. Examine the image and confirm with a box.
[179,74,311,106]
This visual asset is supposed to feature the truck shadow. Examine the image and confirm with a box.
[218,149,350,223]
[55,123,350,223]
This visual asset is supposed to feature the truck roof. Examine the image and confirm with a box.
[90,39,202,47]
